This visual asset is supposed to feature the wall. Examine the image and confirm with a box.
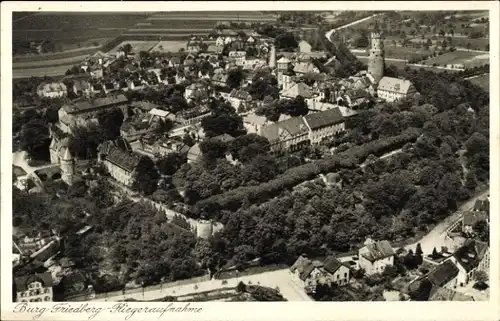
[17,283,52,302]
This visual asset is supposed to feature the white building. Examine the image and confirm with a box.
[358,238,395,275]
[36,82,67,98]
[377,77,418,102]
[15,272,53,302]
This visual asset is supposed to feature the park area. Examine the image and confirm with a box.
[150,41,189,53]
[107,41,160,55]
[469,74,490,92]
[420,51,489,69]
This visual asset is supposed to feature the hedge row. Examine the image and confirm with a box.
[195,128,422,212]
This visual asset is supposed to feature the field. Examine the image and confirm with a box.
[13,54,90,69]
[150,41,189,53]
[469,74,490,92]
[420,51,489,68]
[13,65,73,79]
[383,45,433,60]
[107,41,160,55]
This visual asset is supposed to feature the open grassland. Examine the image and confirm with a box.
[469,74,489,92]
[421,51,489,68]
[107,41,160,55]
[13,54,90,69]
[13,65,73,79]
[150,41,189,53]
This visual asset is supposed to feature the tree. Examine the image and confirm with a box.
[132,156,160,195]
[97,107,124,140]
[474,270,488,283]
[19,119,50,160]
[285,96,309,117]
[201,113,245,138]
[227,68,245,89]
[275,32,298,50]
[236,281,247,293]
[473,220,489,243]
[415,243,423,256]
[431,247,439,259]
[199,138,228,163]
[68,124,105,159]
[156,152,187,176]
[122,43,133,55]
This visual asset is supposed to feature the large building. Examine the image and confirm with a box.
[15,272,54,302]
[97,139,140,187]
[58,95,128,133]
[377,77,418,102]
[303,108,345,144]
[367,32,385,84]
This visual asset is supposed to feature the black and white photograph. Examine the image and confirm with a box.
[2,2,499,320]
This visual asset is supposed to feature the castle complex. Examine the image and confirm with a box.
[367,32,385,84]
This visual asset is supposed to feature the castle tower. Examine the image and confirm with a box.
[60,147,75,186]
[367,32,385,84]
[268,44,276,69]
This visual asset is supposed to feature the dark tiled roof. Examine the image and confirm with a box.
[92,83,103,91]
[290,256,323,281]
[62,94,128,114]
[303,108,344,130]
[359,240,395,262]
[229,89,251,100]
[345,89,369,100]
[104,83,115,90]
[15,272,53,292]
[323,256,343,274]
[105,147,140,172]
[452,240,485,272]
[426,260,459,287]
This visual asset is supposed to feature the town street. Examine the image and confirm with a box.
[325,13,382,41]
[92,269,312,302]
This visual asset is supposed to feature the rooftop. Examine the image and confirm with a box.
[62,94,128,114]
[303,107,344,130]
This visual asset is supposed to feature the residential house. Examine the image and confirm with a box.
[131,136,190,160]
[15,272,54,302]
[90,68,104,79]
[169,57,182,68]
[228,51,247,67]
[149,108,176,123]
[128,80,146,91]
[342,89,371,108]
[72,80,91,96]
[473,199,490,213]
[97,139,140,187]
[36,82,67,98]
[377,77,418,102]
[408,260,460,300]
[247,36,255,44]
[228,89,252,109]
[279,82,314,100]
[462,211,489,235]
[447,240,490,286]
[303,107,345,144]
[57,95,128,133]
[290,255,350,293]
[185,83,210,102]
[120,118,157,142]
[215,37,225,47]
[260,117,310,152]
[212,71,228,87]
[89,83,103,94]
[298,40,312,53]
[224,36,233,45]
[186,41,201,53]
[187,143,202,164]
[103,82,117,94]
[293,62,319,76]
[358,238,395,275]
[243,113,268,135]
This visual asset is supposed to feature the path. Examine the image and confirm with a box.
[402,189,489,254]
[465,73,489,80]
[325,13,382,41]
[92,269,311,302]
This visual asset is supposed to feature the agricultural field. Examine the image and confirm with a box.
[469,74,490,92]
[13,46,102,63]
[107,41,160,55]
[13,65,74,79]
[420,51,489,69]
[150,41,189,53]
[13,54,90,69]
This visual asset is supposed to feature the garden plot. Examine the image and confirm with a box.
[150,41,188,53]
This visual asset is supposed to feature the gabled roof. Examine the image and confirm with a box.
[229,89,251,100]
[359,240,395,262]
[15,272,53,292]
[104,83,115,90]
[345,89,370,100]
[426,260,459,287]
[62,94,128,114]
[303,107,344,130]
[290,255,323,281]
[377,77,415,95]
[462,211,488,226]
[452,240,487,272]
[260,116,309,144]
[293,62,316,74]
[280,82,314,99]
[104,147,140,173]
[277,57,291,64]
[323,256,344,274]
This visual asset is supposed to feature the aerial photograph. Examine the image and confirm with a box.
[12,10,490,303]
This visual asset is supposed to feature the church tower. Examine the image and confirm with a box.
[60,147,75,186]
[367,32,385,84]
[268,44,276,69]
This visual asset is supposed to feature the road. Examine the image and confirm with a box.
[325,13,382,41]
[92,269,311,302]
[357,55,408,63]
[402,189,489,254]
